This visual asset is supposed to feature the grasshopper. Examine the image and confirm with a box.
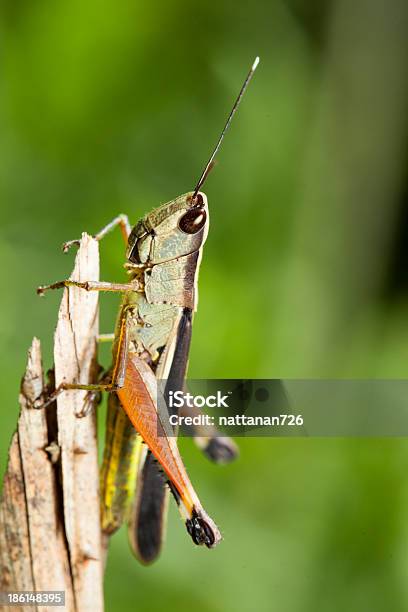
[38,57,259,562]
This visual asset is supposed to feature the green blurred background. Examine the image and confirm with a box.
[1,1,408,610]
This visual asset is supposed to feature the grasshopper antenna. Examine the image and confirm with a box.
[192,56,260,199]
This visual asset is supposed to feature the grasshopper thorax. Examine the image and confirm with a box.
[126,191,209,267]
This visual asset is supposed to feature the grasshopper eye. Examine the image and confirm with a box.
[178,208,207,234]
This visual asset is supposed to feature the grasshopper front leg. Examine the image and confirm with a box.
[37,279,140,295]
[62,213,131,252]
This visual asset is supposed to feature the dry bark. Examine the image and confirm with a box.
[0,234,103,612]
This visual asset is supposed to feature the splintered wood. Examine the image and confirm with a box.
[0,234,103,612]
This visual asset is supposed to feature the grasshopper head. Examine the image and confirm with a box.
[126,192,209,265]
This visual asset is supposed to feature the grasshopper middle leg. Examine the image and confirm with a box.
[40,307,132,415]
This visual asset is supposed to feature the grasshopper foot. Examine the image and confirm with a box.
[25,396,46,410]
[77,390,102,418]
[62,239,81,253]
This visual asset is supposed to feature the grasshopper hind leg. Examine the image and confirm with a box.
[186,508,220,548]
[100,393,144,535]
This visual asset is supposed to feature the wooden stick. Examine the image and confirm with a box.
[0,234,103,612]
